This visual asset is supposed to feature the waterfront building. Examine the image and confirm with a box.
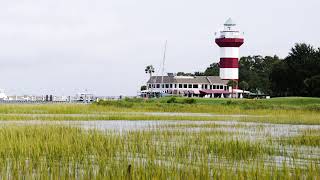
[144,74,248,98]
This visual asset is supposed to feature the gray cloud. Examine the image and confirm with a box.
[0,0,319,96]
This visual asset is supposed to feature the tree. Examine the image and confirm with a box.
[239,81,249,91]
[204,63,219,76]
[270,61,290,96]
[304,75,320,97]
[145,65,155,78]
[194,72,204,76]
[270,43,320,97]
[227,80,238,88]
[239,55,281,94]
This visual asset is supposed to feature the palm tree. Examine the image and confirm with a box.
[145,65,155,98]
[145,65,155,78]
[227,80,238,98]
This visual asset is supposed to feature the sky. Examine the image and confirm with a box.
[0,0,319,96]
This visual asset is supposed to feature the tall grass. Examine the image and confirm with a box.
[0,125,318,179]
[0,112,319,125]
[279,129,320,146]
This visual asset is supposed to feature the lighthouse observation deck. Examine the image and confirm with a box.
[215,18,244,47]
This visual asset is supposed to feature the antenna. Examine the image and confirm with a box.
[161,40,167,96]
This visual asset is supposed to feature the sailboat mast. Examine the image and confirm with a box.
[161,40,167,96]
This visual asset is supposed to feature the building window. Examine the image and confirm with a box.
[220,85,223,89]
[161,84,164,88]
[165,84,169,88]
[210,85,212,89]
[201,84,204,89]
[213,85,217,89]
[174,84,177,88]
[156,84,160,88]
[148,84,151,88]
[170,84,173,88]
[204,84,208,89]
[184,84,187,88]
[193,84,198,88]
[179,84,182,88]
[188,84,192,88]
[224,86,227,90]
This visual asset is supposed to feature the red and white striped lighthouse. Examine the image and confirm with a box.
[215,18,244,82]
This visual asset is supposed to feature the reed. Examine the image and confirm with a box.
[0,125,317,179]
[279,129,320,146]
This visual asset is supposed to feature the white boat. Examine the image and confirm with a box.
[0,89,7,100]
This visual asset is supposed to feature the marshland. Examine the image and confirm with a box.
[0,97,319,179]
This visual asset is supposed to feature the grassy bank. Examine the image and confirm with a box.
[0,97,320,114]
[95,96,320,112]
[0,97,318,124]
[0,97,319,114]
[0,112,318,125]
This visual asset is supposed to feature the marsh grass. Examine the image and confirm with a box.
[0,112,318,125]
[279,129,320,147]
[0,125,318,179]
[0,97,319,178]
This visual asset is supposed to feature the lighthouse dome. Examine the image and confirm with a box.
[224,18,236,26]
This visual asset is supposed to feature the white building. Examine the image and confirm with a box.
[145,75,248,98]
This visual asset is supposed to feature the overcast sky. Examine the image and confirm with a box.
[0,0,319,96]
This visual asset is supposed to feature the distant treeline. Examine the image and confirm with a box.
[177,43,320,97]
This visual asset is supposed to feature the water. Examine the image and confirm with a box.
[1,120,320,137]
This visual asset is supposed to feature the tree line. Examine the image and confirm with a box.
[179,43,320,97]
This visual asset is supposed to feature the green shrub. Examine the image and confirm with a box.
[225,100,233,105]
[124,97,144,103]
[95,100,134,108]
[167,97,177,103]
[183,98,196,104]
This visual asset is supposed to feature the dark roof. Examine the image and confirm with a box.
[147,76,176,84]
[147,76,228,85]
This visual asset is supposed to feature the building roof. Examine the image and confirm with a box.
[147,76,229,85]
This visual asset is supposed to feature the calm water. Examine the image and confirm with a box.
[1,119,320,137]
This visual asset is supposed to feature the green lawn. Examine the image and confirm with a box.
[0,97,318,124]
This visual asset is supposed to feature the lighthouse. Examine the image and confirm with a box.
[215,18,244,83]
